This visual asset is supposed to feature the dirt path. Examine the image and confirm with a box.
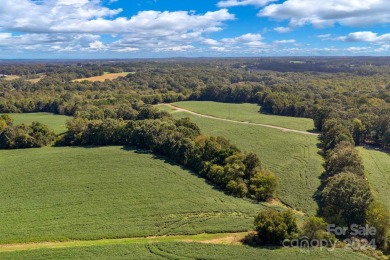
[165,104,320,136]
[0,232,248,253]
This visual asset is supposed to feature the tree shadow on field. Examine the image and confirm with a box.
[361,144,390,155]
[120,145,261,204]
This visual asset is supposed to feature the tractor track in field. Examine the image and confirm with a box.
[165,104,320,137]
[0,232,248,253]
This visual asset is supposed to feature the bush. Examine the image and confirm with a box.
[254,209,298,245]
[300,216,335,242]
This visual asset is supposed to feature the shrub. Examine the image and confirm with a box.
[254,209,298,245]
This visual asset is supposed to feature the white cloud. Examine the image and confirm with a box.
[0,1,235,54]
[0,1,234,34]
[259,0,390,28]
[217,0,276,8]
[156,45,194,52]
[338,31,390,43]
[346,46,371,52]
[274,27,291,33]
[0,33,101,52]
[210,46,228,52]
[222,33,262,43]
[89,40,107,50]
[273,39,296,44]
[220,33,267,48]
[203,39,220,46]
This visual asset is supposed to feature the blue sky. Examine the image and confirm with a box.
[1,0,390,58]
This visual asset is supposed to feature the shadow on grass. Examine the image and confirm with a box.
[361,144,390,155]
[120,146,263,204]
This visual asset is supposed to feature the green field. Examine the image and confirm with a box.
[170,111,323,215]
[6,112,69,134]
[173,101,315,132]
[0,242,371,259]
[358,147,390,210]
[0,146,278,244]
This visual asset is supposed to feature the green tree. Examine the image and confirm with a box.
[249,170,278,201]
[301,217,334,241]
[254,210,298,244]
[352,118,365,146]
[325,142,365,177]
[322,172,372,227]
[366,200,390,250]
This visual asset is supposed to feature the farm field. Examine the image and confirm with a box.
[72,72,132,82]
[358,147,390,210]
[5,112,69,134]
[0,146,277,244]
[172,101,315,132]
[169,109,323,215]
[0,242,371,259]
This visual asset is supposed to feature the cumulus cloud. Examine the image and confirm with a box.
[259,0,390,28]
[202,39,220,46]
[274,27,291,33]
[273,39,296,44]
[217,0,276,8]
[0,1,234,34]
[220,33,267,48]
[0,0,236,54]
[338,31,390,43]
[0,33,101,52]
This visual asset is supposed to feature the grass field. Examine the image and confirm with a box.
[170,111,323,215]
[172,101,316,132]
[0,146,278,244]
[6,113,69,134]
[0,242,371,259]
[358,147,390,210]
[72,72,132,82]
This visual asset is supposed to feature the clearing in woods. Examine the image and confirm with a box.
[72,72,132,82]
[172,101,316,133]
[4,112,69,134]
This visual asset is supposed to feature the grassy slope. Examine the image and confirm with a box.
[0,242,372,260]
[173,101,315,132]
[172,111,323,215]
[6,113,69,134]
[0,146,276,244]
[358,147,390,210]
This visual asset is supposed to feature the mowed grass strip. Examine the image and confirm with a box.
[72,72,132,82]
[172,112,323,215]
[0,242,372,260]
[173,101,315,132]
[358,147,390,210]
[0,146,274,244]
[4,113,70,134]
